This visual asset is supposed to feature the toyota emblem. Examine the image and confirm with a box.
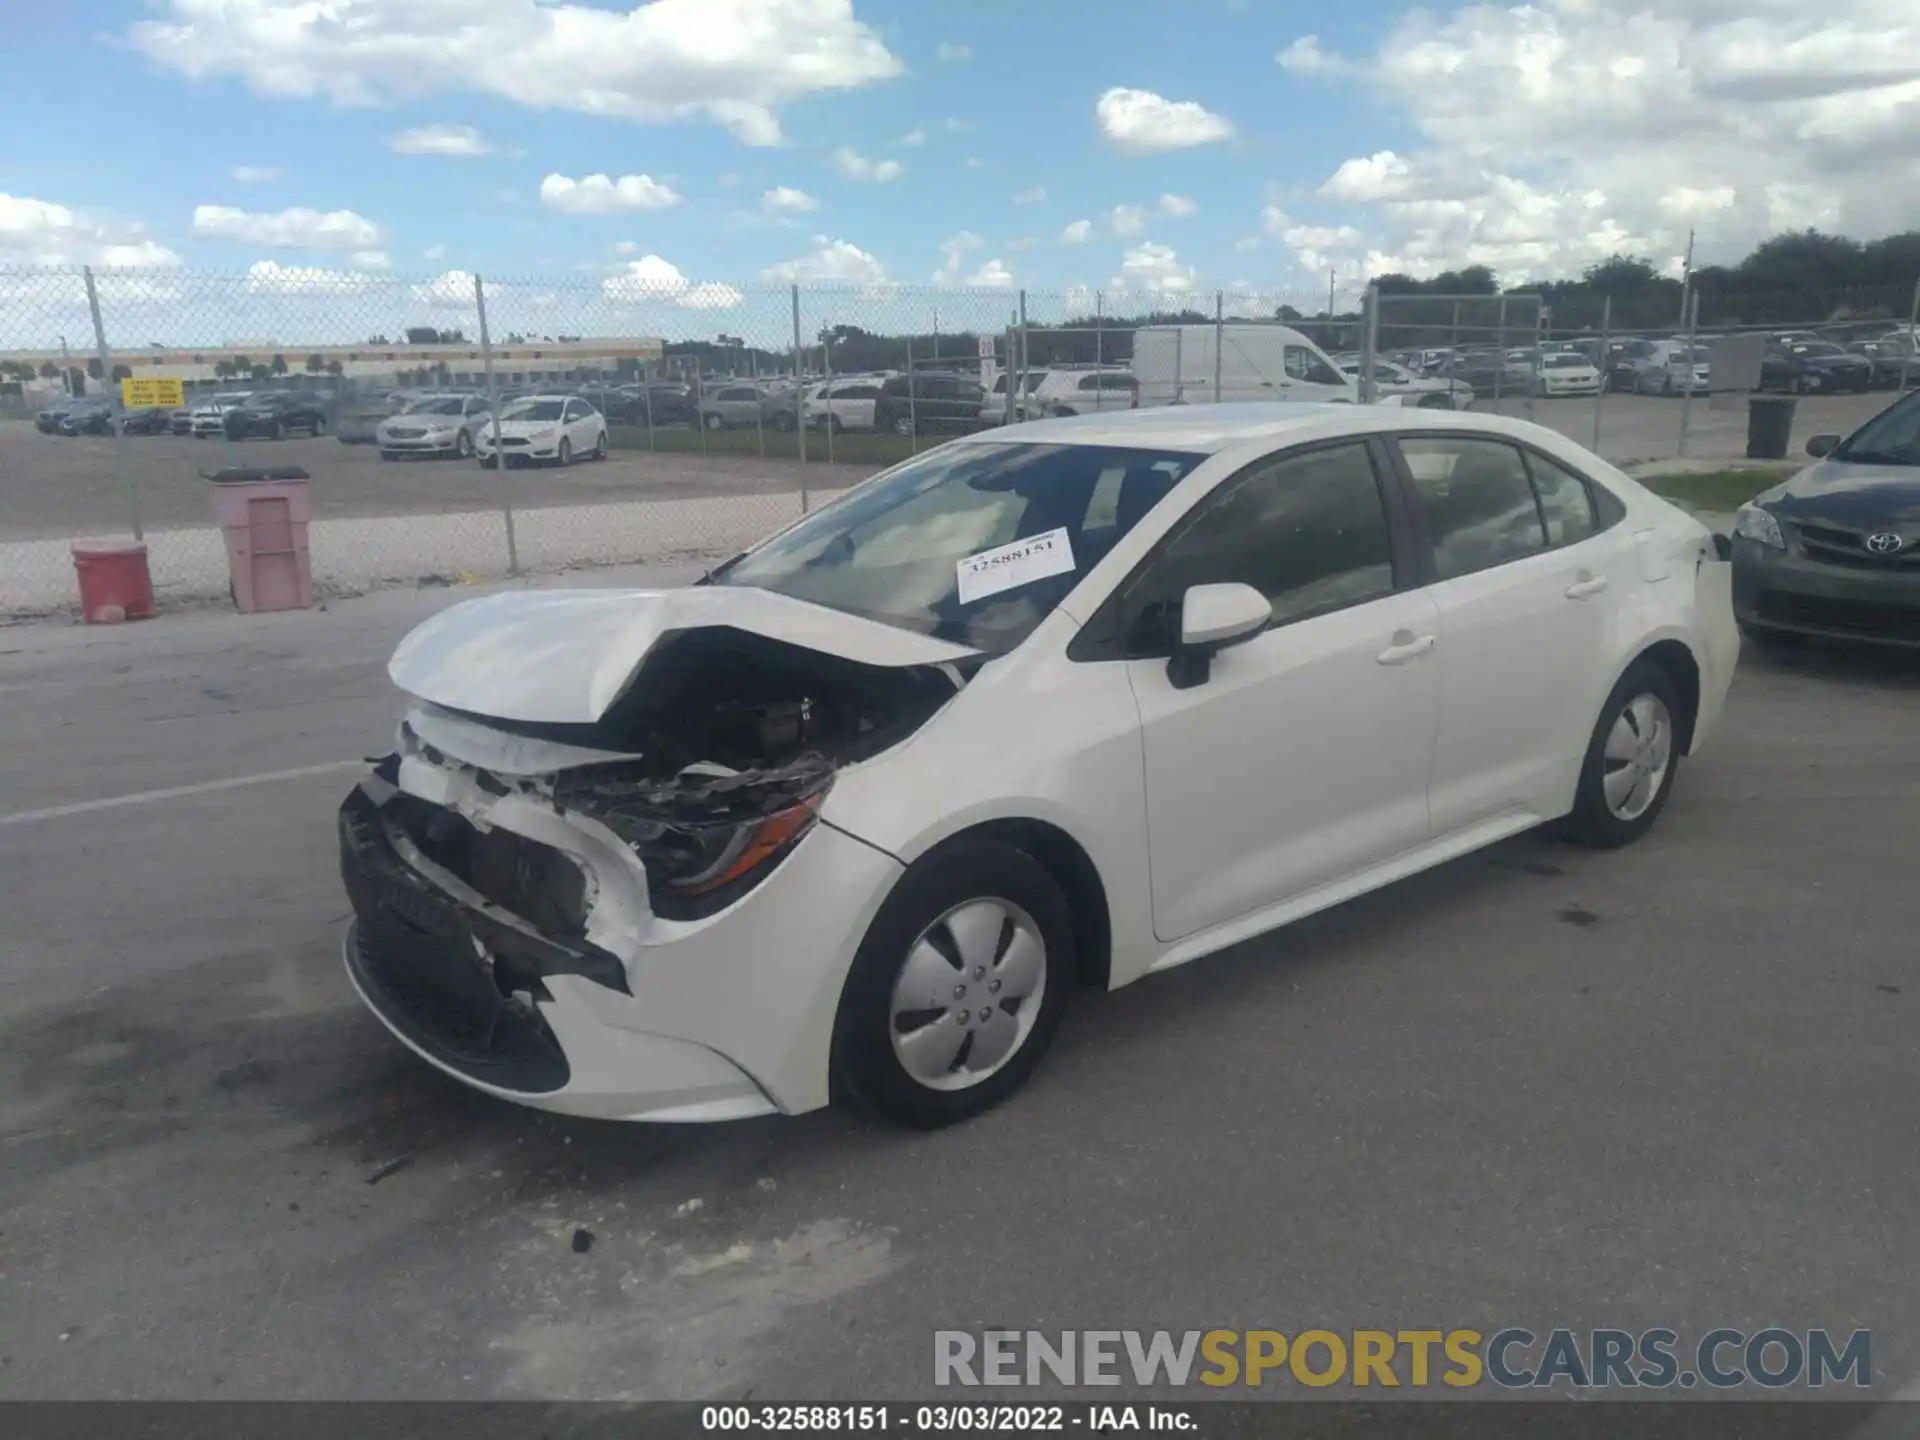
[1865,532,1905,555]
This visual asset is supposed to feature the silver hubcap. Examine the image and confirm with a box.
[888,897,1046,1092]
[1602,692,1673,821]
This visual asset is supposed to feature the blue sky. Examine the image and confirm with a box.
[1,0,1914,336]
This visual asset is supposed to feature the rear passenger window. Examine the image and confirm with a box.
[1525,451,1598,547]
[1398,437,1545,580]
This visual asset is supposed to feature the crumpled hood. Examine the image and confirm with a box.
[389,586,981,724]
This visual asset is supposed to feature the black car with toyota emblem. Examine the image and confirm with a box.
[1731,390,1920,650]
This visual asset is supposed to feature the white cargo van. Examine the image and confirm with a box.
[1130,323,1358,407]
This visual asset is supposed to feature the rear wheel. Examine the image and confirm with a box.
[592,429,608,461]
[890,414,914,437]
[455,430,474,459]
[834,840,1074,1129]
[702,411,724,431]
[1562,662,1682,849]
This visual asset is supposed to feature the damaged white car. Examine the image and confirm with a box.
[340,404,1739,1129]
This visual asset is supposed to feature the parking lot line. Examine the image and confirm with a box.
[0,759,365,829]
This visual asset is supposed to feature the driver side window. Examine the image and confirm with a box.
[1284,346,1345,386]
[1118,442,1398,656]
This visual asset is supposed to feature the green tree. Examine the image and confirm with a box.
[325,360,343,377]
[270,353,288,376]
[213,359,236,379]
[37,361,59,380]
[250,363,272,382]
[86,357,104,380]
[111,364,132,382]
[305,353,326,374]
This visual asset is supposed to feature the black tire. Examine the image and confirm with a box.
[1562,661,1684,849]
[702,411,724,431]
[455,430,473,459]
[593,429,608,461]
[833,839,1075,1129]
[827,415,844,435]
[772,410,797,433]
[556,437,572,467]
[379,449,398,462]
[890,414,914,437]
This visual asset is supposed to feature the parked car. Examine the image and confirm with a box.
[34,398,81,434]
[188,391,256,437]
[223,392,329,439]
[1594,338,1658,393]
[614,382,698,427]
[873,372,989,436]
[1844,336,1920,390]
[1760,340,1874,395]
[1630,342,1711,397]
[699,381,794,431]
[806,378,887,432]
[1529,350,1604,398]
[339,403,1738,1128]
[1732,390,1920,651]
[376,392,494,460]
[1131,324,1354,406]
[1436,349,1511,395]
[979,369,1048,426]
[1332,356,1472,409]
[1019,367,1139,419]
[118,406,174,436]
[54,398,118,435]
[474,394,609,467]
[334,392,408,445]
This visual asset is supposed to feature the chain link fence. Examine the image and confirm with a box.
[2,265,1916,618]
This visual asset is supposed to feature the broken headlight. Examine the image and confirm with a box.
[553,754,834,921]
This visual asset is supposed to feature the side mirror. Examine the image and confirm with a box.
[1806,433,1840,459]
[1167,583,1272,690]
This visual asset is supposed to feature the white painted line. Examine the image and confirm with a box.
[0,760,366,830]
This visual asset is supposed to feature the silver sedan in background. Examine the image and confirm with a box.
[376,392,494,461]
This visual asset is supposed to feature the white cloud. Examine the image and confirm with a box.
[191,204,384,250]
[230,165,281,184]
[1279,0,1920,283]
[351,249,393,269]
[1013,185,1047,205]
[680,281,745,309]
[1276,36,1348,76]
[98,241,185,268]
[388,123,494,157]
[245,259,378,295]
[897,128,927,148]
[1234,236,1261,253]
[1112,242,1196,294]
[423,243,448,260]
[597,255,742,308]
[1109,205,1146,238]
[1060,219,1093,244]
[127,0,904,148]
[966,259,1014,289]
[1158,193,1197,218]
[762,235,887,284]
[1095,87,1236,152]
[932,230,986,283]
[1261,205,1294,239]
[762,186,820,215]
[412,268,492,310]
[540,173,681,213]
[1005,236,1037,253]
[833,148,903,183]
[0,193,183,271]
[937,42,972,62]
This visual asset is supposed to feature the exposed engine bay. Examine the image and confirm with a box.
[385,625,972,927]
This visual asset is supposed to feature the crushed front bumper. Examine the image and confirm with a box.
[338,777,780,1121]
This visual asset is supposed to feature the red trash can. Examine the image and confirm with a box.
[71,541,156,624]
[204,466,314,613]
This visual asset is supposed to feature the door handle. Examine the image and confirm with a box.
[1565,574,1610,600]
[1377,633,1435,665]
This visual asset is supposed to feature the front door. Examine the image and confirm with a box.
[1390,435,1637,833]
[1116,440,1440,942]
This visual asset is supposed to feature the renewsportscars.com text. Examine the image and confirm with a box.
[933,1328,1872,1390]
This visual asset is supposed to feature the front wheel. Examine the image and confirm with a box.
[890,414,914,437]
[833,840,1074,1129]
[379,449,398,463]
[702,411,724,431]
[556,437,572,467]
[1561,662,1683,849]
[455,430,474,459]
[592,429,608,461]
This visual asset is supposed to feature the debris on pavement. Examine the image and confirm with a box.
[366,1154,414,1185]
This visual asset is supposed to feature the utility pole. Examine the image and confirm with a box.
[1677,227,1696,329]
[1328,269,1337,321]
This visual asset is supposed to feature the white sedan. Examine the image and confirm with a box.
[340,404,1738,1129]
[1335,357,1475,409]
[474,394,608,468]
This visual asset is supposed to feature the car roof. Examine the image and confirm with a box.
[945,402,1567,454]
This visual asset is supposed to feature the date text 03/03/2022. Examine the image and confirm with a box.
[701,1403,1194,1431]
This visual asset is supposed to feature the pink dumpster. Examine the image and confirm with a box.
[70,540,157,623]
[205,466,314,613]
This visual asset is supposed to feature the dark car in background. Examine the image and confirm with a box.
[1597,337,1657,392]
[1846,336,1920,390]
[223,392,329,439]
[874,372,988,436]
[1761,340,1874,395]
[118,406,175,436]
[1731,390,1920,650]
[628,381,697,426]
[35,398,83,433]
[54,399,118,436]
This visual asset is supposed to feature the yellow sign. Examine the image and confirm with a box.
[121,377,185,409]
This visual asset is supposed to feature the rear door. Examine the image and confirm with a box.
[840,382,880,429]
[1388,433,1639,834]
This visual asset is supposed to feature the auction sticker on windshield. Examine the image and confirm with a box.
[957,527,1076,605]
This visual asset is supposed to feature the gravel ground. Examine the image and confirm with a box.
[0,577,1916,1401]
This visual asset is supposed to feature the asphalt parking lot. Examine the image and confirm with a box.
[1,575,1917,1402]
[0,390,1895,543]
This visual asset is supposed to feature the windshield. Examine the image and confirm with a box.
[501,400,564,422]
[404,396,469,416]
[1793,342,1844,357]
[1544,354,1587,368]
[1833,391,1920,467]
[709,441,1207,651]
